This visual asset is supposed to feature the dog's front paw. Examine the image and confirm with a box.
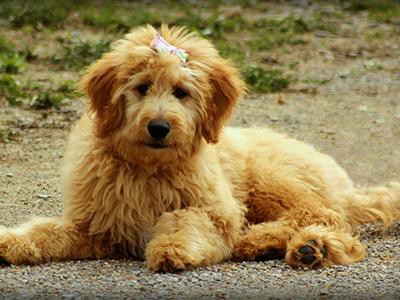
[146,243,197,273]
[286,239,330,269]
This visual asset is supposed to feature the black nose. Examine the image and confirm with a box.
[147,120,170,139]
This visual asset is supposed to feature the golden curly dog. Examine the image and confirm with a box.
[0,25,399,272]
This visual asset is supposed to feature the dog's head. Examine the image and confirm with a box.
[81,25,245,166]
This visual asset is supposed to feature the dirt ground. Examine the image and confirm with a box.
[0,1,399,299]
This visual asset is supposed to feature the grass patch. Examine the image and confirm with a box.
[0,54,25,74]
[177,13,249,38]
[343,0,400,23]
[0,75,26,105]
[0,75,80,109]
[53,37,111,70]
[0,0,80,29]
[214,39,246,62]
[0,128,11,143]
[309,12,340,34]
[82,6,163,33]
[0,36,27,74]
[302,77,332,85]
[29,80,80,109]
[30,91,65,109]
[248,16,310,51]
[242,66,292,93]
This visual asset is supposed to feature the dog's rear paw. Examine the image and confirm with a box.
[146,243,196,273]
[286,239,330,269]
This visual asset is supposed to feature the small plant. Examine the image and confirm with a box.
[0,54,25,74]
[30,92,64,109]
[29,80,80,109]
[242,66,292,93]
[53,37,111,70]
[0,75,26,105]
[0,36,26,74]
[58,80,80,96]
[0,36,15,54]
[0,128,10,143]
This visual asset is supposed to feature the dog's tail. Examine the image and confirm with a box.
[347,181,400,228]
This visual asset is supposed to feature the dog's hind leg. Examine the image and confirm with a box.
[285,225,365,268]
[0,217,94,265]
[346,181,400,228]
[232,219,296,261]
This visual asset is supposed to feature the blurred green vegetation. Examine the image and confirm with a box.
[0,71,79,108]
[343,0,400,23]
[53,36,112,70]
[0,0,399,106]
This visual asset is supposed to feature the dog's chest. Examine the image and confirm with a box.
[87,168,196,257]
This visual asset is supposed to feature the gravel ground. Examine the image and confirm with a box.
[1,1,400,298]
[0,224,398,299]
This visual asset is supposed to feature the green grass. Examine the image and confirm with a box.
[0,75,80,108]
[82,6,164,33]
[242,66,292,93]
[29,91,65,109]
[0,128,10,143]
[0,0,80,29]
[247,16,310,51]
[0,54,25,74]
[29,80,81,109]
[302,77,332,85]
[0,75,26,105]
[53,37,111,70]
[0,36,27,74]
[343,0,400,23]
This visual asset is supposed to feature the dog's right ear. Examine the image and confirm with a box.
[80,54,125,138]
[202,60,246,144]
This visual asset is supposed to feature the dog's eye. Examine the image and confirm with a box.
[173,87,189,99]
[136,84,149,96]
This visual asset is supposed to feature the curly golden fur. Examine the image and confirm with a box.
[0,25,399,272]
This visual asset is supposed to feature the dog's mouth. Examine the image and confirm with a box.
[145,141,168,149]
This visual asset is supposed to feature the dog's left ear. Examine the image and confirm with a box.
[202,61,246,143]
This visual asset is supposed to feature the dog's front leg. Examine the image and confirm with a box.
[145,206,243,272]
[0,217,93,265]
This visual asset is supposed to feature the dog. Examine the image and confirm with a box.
[0,25,399,272]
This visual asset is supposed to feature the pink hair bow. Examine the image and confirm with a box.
[151,33,189,64]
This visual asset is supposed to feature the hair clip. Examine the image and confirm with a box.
[151,33,189,64]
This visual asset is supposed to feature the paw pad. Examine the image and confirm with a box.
[295,240,329,268]
[298,245,315,255]
[300,255,317,264]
